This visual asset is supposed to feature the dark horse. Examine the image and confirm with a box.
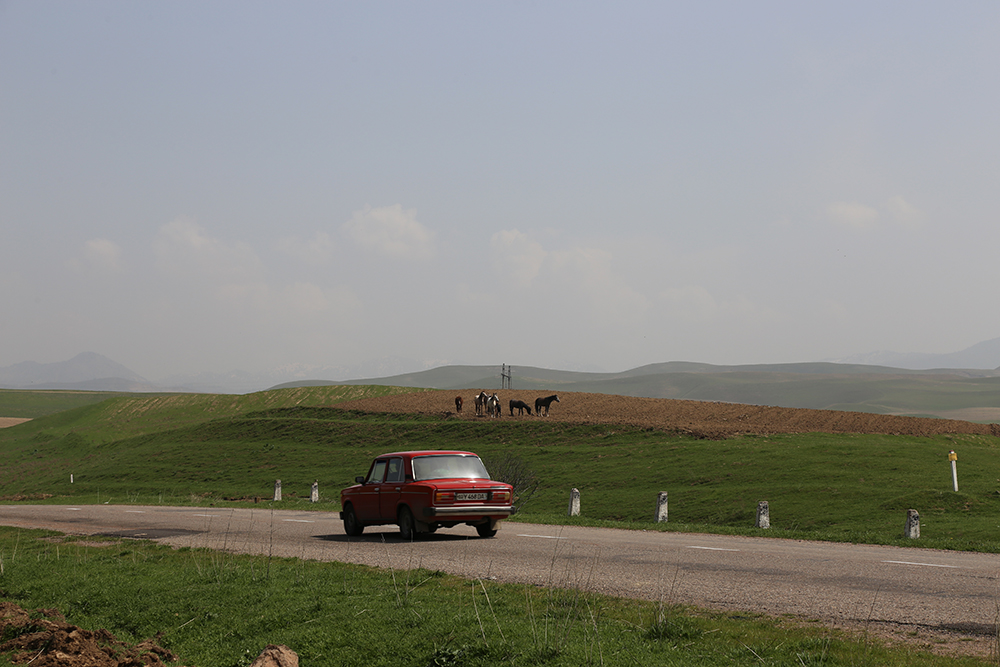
[455,395,463,413]
[534,394,560,416]
[509,399,532,416]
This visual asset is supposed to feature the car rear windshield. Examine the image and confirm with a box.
[411,454,489,481]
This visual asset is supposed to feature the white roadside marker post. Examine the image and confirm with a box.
[905,508,920,539]
[756,500,770,529]
[655,491,668,523]
[949,450,959,492]
[568,488,581,516]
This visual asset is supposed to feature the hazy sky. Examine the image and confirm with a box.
[3,2,999,380]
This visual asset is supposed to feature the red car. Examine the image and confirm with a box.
[339,450,514,539]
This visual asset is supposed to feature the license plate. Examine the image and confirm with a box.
[456,492,487,501]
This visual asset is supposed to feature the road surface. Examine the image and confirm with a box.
[1,504,997,651]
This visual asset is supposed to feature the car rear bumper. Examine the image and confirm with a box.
[423,505,515,518]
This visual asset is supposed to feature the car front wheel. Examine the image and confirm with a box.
[398,506,417,541]
[343,504,364,537]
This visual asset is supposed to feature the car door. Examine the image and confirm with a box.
[354,459,387,521]
[378,457,405,520]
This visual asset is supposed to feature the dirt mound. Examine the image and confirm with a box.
[335,390,1000,439]
[0,602,185,667]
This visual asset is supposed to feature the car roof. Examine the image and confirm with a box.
[374,450,479,459]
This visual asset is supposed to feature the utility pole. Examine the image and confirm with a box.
[501,364,512,389]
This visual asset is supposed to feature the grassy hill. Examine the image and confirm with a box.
[275,362,1000,420]
[0,388,132,419]
[3,385,1000,665]
[2,385,999,552]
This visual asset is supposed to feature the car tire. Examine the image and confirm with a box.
[476,523,497,538]
[343,504,364,536]
[398,506,417,541]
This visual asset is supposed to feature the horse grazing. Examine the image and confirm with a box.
[509,399,532,416]
[455,395,463,413]
[535,394,560,416]
[474,391,488,416]
[487,393,502,418]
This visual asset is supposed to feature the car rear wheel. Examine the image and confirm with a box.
[343,504,364,536]
[476,522,497,538]
[398,506,417,541]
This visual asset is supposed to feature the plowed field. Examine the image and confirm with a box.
[336,389,1000,439]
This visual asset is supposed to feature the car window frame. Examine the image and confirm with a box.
[385,457,404,483]
[367,459,388,484]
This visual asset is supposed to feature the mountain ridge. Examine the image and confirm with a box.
[5,339,1000,421]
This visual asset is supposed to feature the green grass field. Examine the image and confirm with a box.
[2,386,999,665]
[0,388,129,419]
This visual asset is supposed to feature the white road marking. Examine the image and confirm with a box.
[283,519,314,523]
[518,534,568,539]
[66,508,81,511]
[687,546,740,552]
[193,513,219,517]
[883,560,960,569]
[125,510,146,513]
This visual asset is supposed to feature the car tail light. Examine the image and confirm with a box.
[491,490,511,503]
[434,490,455,504]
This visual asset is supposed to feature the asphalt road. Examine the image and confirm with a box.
[2,504,998,642]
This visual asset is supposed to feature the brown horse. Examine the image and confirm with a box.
[535,394,560,416]
[455,395,463,413]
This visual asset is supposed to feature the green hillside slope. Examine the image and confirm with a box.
[0,388,128,418]
[3,386,1000,552]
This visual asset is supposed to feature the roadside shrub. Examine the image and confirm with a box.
[481,452,539,512]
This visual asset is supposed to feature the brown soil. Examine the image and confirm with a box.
[336,389,1000,439]
[0,602,186,666]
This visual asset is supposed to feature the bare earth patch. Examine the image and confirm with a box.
[0,418,30,429]
[0,602,187,667]
[335,389,1000,439]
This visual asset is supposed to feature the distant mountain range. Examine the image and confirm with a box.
[0,353,442,394]
[0,352,157,392]
[829,337,1000,370]
[4,339,1000,421]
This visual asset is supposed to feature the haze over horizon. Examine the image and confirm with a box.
[3,3,999,381]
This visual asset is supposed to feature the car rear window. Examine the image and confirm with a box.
[411,455,489,481]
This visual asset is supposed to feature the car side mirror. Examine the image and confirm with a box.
[355,476,366,484]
